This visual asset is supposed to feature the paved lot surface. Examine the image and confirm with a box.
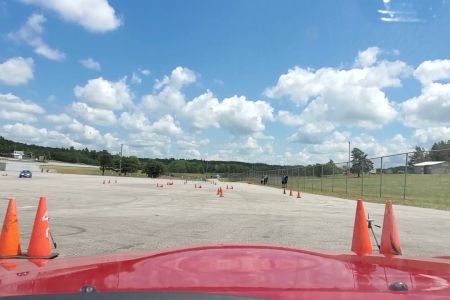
[0,171,449,258]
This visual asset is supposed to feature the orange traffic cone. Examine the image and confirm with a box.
[27,197,55,258]
[297,191,301,198]
[289,189,293,196]
[351,198,373,256]
[380,201,402,255]
[219,187,224,197]
[0,198,22,257]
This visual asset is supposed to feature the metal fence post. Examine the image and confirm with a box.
[312,166,315,192]
[321,165,323,192]
[380,156,383,198]
[304,167,306,190]
[403,153,408,200]
[332,164,334,192]
[361,160,364,196]
[346,161,349,196]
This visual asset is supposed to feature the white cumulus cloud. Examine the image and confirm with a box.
[414,59,450,86]
[69,102,117,126]
[288,122,335,144]
[54,119,120,150]
[182,91,274,136]
[119,111,151,131]
[354,46,380,67]
[0,93,44,122]
[402,83,450,128]
[80,57,101,71]
[0,123,81,148]
[182,91,220,129]
[45,113,72,124]
[413,127,450,144]
[22,0,121,32]
[277,110,303,127]
[265,48,410,129]
[141,67,196,113]
[150,114,182,136]
[74,77,132,110]
[0,57,34,86]
[8,13,65,61]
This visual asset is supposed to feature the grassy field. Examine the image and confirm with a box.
[41,165,147,177]
[244,174,450,210]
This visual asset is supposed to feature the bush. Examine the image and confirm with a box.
[144,160,165,178]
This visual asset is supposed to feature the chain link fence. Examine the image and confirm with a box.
[229,148,450,209]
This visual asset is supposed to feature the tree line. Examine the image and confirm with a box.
[0,136,280,177]
[1,136,448,178]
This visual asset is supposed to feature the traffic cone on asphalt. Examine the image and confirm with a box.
[27,197,53,258]
[380,201,402,256]
[219,187,224,197]
[0,198,22,257]
[351,198,373,256]
[297,191,301,198]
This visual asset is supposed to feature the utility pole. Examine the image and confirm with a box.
[119,144,123,175]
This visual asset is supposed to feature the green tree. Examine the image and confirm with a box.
[121,156,140,175]
[98,150,113,175]
[408,146,429,166]
[168,160,188,173]
[144,160,166,178]
[350,148,373,177]
[322,160,342,176]
[430,140,450,161]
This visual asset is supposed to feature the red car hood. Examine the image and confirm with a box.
[1,244,450,299]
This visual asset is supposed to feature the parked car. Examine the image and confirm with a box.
[19,170,32,178]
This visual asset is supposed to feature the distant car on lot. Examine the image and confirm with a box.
[19,170,32,178]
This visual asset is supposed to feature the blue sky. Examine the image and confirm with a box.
[1,0,450,165]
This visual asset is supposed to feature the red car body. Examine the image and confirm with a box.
[1,244,450,299]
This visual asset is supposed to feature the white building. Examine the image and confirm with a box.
[13,151,24,160]
[413,161,450,174]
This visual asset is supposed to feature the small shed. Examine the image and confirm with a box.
[413,161,450,174]
[13,151,24,159]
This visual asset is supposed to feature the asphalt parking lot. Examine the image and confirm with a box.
[0,170,449,258]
